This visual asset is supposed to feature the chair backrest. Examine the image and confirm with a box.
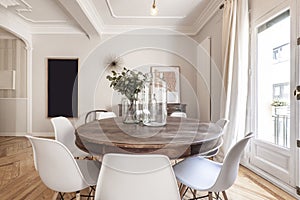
[85,109,108,123]
[96,111,116,120]
[210,132,254,191]
[199,137,223,158]
[25,135,89,192]
[51,116,77,154]
[94,153,181,200]
[170,111,187,118]
[215,118,229,129]
[200,119,228,158]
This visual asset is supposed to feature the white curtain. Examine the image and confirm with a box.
[217,0,249,160]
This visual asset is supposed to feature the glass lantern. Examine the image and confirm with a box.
[142,72,167,126]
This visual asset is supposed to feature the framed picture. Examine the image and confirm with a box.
[47,58,78,118]
[151,66,180,103]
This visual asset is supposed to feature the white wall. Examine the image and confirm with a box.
[94,49,199,119]
[77,30,211,126]
[0,9,221,135]
[31,31,208,133]
[249,0,288,22]
[32,34,101,133]
[193,9,224,122]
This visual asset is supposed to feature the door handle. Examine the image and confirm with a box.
[294,85,300,100]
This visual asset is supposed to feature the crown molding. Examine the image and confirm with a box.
[192,0,223,34]
[17,14,68,24]
[105,0,186,19]
[0,6,32,45]
[1,0,222,37]
[88,0,221,36]
[99,24,196,36]
[30,23,85,35]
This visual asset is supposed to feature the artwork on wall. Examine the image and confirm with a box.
[47,58,78,118]
[151,66,180,103]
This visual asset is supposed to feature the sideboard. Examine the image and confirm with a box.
[118,103,187,116]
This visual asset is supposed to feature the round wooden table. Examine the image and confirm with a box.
[75,117,223,159]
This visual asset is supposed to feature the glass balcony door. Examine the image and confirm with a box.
[250,9,295,185]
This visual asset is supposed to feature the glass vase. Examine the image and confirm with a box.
[122,98,138,124]
[142,73,167,126]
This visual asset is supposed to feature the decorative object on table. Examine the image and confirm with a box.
[142,72,167,126]
[151,66,180,103]
[107,67,145,124]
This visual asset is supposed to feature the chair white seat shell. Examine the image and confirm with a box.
[170,111,187,118]
[96,111,116,120]
[25,135,100,199]
[94,153,181,200]
[85,110,117,123]
[51,116,90,158]
[173,132,254,199]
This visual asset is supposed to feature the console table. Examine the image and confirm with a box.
[118,103,187,116]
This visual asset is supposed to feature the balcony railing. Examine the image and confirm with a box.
[272,106,290,148]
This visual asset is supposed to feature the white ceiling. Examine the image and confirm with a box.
[0,0,223,37]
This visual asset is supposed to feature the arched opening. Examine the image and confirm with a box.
[0,28,29,136]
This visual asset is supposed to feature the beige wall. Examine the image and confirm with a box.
[94,49,199,120]
[249,0,288,22]
[0,0,290,136]
[32,32,205,133]
[0,9,225,135]
[32,34,101,133]
[193,8,223,122]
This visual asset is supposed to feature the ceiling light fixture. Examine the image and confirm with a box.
[150,0,158,16]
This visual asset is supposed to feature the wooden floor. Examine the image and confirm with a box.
[0,136,296,200]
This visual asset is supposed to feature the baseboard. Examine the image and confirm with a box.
[30,132,54,137]
[0,132,27,136]
[242,163,298,199]
[0,132,54,137]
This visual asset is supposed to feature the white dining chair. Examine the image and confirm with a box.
[201,119,229,158]
[85,109,116,123]
[216,118,229,130]
[96,111,117,120]
[170,111,187,118]
[51,116,91,159]
[173,132,254,200]
[25,135,101,200]
[94,153,181,200]
[198,137,224,158]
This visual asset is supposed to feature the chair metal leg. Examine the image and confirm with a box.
[76,191,80,200]
[52,191,58,200]
[222,191,228,200]
[208,192,213,200]
[192,189,197,198]
[180,184,187,198]
[88,186,96,200]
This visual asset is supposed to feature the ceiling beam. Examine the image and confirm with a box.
[56,0,102,38]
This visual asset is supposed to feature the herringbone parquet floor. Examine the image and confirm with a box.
[0,136,296,200]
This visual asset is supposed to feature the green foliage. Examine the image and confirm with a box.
[106,67,146,101]
[271,100,288,107]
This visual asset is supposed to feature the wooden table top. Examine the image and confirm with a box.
[75,117,223,159]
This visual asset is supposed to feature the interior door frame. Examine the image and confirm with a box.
[294,0,300,193]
